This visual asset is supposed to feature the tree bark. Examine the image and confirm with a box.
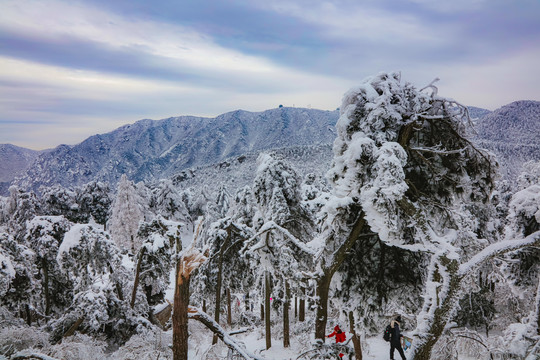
[260,303,264,321]
[294,296,297,319]
[131,247,146,308]
[227,287,232,326]
[172,269,190,360]
[41,257,50,316]
[299,287,305,322]
[25,303,32,326]
[315,273,331,340]
[349,311,362,360]
[213,227,231,344]
[172,247,206,360]
[283,280,290,348]
[536,277,540,335]
[315,214,367,341]
[63,316,85,338]
[265,271,272,350]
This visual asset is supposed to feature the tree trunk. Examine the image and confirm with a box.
[41,258,50,316]
[315,214,367,341]
[172,270,190,360]
[265,271,272,350]
[227,287,232,326]
[25,303,32,326]
[260,303,264,321]
[212,252,223,345]
[63,316,84,338]
[203,299,207,313]
[299,287,305,322]
[412,257,461,360]
[536,278,540,335]
[172,247,206,360]
[294,296,297,319]
[283,281,291,348]
[315,273,331,340]
[131,247,146,308]
[349,311,362,360]
[213,227,231,344]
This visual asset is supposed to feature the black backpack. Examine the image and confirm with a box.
[383,324,392,342]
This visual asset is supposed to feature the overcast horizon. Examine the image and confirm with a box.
[1,0,539,150]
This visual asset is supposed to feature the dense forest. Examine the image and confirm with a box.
[1,73,539,360]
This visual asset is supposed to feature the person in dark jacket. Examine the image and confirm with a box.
[390,316,406,360]
[327,325,346,358]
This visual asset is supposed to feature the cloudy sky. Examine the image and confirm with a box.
[1,0,539,150]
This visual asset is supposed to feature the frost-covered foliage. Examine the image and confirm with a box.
[253,152,307,230]
[193,217,255,319]
[136,217,179,306]
[111,331,172,360]
[328,71,496,249]
[6,186,41,241]
[0,232,38,318]
[150,179,190,223]
[54,224,141,342]
[0,326,50,354]
[46,334,106,360]
[108,174,144,252]
[0,247,15,297]
[76,181,111,225]
[251,153,314,293]
[25,216,73,316]
[229,185,256,227]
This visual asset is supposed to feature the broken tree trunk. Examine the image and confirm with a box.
[172,246,206,360]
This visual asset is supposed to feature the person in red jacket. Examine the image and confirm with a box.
[327,325,346,358]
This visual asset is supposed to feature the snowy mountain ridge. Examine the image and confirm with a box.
[0,144,42,195]
[3,101,539,195]
[474,100,540,179]
[10,107,339,192]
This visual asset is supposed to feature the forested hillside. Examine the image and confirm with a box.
[1,74,539,360]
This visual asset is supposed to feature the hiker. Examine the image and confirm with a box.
[389,316,406,360]
[327,325,346,358]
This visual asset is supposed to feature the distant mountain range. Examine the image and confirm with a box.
[474,100,540,179]
[1,101,538,196]
[6,107,338,193]
[0,144,41,195]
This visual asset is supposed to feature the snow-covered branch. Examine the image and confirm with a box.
[248,221,316,255]
[459,230,540,276]
[188,307,264,360]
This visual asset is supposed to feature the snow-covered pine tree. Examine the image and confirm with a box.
[75,180,112,226]
[132,217,179,308]
[0,231,38,325]
[25,216,73,317]
[193,216,254,345]
[229,185,256,227]
[54,224,138,343]
[108,174,144,253]
[250,152,315,348]
[150,179,190,223]
[39,185,78,222]
[6,186,41,241]
[312,72,522,360]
